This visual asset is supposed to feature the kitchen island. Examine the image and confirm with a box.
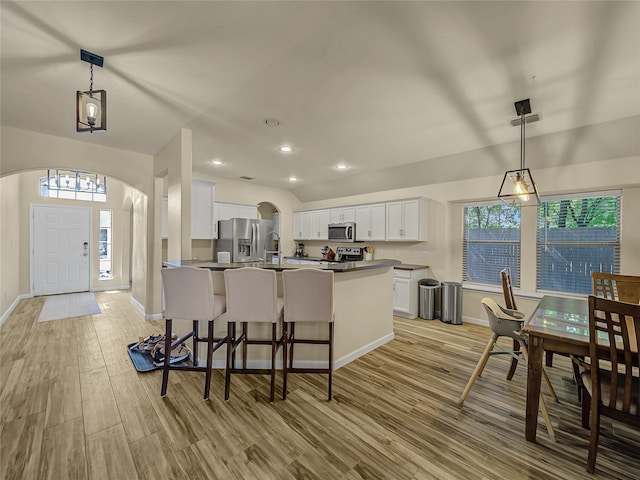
[163,259,400,370]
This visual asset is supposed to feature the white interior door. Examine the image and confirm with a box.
[32,204,91,296]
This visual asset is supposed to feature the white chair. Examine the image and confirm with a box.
[223,267,285,402]
[160,266,227,400]
[459,298,558,441]
[282,269,335,400]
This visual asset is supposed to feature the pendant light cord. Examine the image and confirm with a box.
[520,112,526,171]
[89,63,94,93]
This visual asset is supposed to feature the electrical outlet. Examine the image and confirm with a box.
[414,251,420,258]
[421,251,429,258]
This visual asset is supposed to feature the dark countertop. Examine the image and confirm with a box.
[164,258,401,273]
[394,264,430,271]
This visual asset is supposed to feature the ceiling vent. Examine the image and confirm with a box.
[240,176,254,181]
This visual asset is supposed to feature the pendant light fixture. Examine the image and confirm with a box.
[76,49,106,133]
[498,98,540,206]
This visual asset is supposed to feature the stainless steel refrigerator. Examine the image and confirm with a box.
[216,218,274,262]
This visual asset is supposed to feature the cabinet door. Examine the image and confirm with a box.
[293,212,303,240]
[342,206,356,223]
[236,205,258,219]
[301,211,311,240]
[355,205,371,240]
[401,199,419,241]
[216,203,238,221]
[369,203,386,241]
[330,208,343,224]
[386,201,403,241]
[393,277,412,316]
[191,180,214,239]
[317,209,330,239]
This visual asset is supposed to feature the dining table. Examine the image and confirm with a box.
[522,295,589,442]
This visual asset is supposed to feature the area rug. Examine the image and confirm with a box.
[37,292,101,322]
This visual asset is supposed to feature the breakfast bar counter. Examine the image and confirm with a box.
[163,259,400,370]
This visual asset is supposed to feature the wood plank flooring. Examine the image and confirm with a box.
[1,290,638,479]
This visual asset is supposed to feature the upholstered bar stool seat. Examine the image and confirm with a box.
[282,269,335,400]
[223,267,285,402]
[160,266,227,400]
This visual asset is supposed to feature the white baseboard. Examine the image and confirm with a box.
[92,284,130,292]
[0,294,32,326]
[195,332,396,371]
[462,315,488,327]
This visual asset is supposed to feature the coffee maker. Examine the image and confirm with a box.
[294,243,306,257]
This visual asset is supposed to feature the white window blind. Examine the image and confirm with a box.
[537,192,620,294]
[463,202,521,287]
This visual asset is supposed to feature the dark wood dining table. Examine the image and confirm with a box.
[521,295,589,442]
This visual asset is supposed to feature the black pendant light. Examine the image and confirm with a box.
[498,98,540,206]
[76,49,106,133]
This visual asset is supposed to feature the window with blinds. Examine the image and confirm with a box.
[537,192,620,294]
[463,202,521,287]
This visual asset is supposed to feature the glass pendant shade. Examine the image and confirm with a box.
[76,89,106,132]
[498,168,540,207]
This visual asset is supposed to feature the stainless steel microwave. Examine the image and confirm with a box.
[328,222,356,242]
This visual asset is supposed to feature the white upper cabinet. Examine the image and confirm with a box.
[293,211,312,240]
[356,203,386,241]
[386,198,427,241]
[330,206,356,224]
[191,179,216,239]
[213,201,258,239]
[309,209,330,240]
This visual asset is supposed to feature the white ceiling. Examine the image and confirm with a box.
[2,1,639,201]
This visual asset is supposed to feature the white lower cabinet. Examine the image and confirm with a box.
[393,267,428,319]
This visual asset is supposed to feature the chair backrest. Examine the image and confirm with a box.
[592,272,640,304]
[161,266,219,320]
[481,297,525,339]
[283,269,335,323]
[224,267,280,323]
[500,268,518,310]
[588,295,640,416]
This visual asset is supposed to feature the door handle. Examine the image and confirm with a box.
[83,242,89,257]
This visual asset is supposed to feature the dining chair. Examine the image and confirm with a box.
[592,271,640,304]
[223,267,285,402]
[575,296,640,473]
[160,266,227,400]
[282,268,335,400]
[459,298,557,440]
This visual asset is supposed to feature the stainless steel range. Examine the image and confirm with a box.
[335,246,364,262]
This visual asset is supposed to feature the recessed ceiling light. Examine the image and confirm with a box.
[280,145,293,153]
[211,159,223,166]
[288,176,297,182]
[264,118,280,127]
[336,164,348,170]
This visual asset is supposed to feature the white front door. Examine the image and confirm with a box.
[32,204,91,296]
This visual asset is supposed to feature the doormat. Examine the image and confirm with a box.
[127,342,191,373]
[37,292,101,322]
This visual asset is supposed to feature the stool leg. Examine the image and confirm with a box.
[459,334,497,405]
[192,319,199,366]
[282,322,289,400]
[204,320,214,400]
[506,339,520,380]
[269,323,276,403]
[225,322,233,401]
[328,322,334,401]
[161,318,172,397]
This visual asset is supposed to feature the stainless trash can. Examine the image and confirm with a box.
[418,279,440,320]
[441,281,463,325]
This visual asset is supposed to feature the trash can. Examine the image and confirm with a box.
[418,279,440,320]
[441,281,463,325]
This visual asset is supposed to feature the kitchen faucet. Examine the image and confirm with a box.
[263,231,281,265]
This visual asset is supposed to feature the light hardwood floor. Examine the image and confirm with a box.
[1,290,638,479]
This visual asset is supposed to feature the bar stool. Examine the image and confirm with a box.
[282,269,335,400]
[160,266,227,400]
[223,267,285,402]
